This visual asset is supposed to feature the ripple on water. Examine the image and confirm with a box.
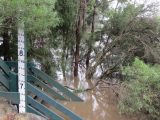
[58,80,128,120]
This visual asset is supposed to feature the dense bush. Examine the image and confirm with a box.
[119,58,160,120]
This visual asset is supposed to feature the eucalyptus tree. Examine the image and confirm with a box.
[52,0,78,80]
[0,0,59,67]
[85,0,160,80]
[51,0,159,81]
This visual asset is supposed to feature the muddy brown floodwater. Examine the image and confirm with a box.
[56,79,132,120]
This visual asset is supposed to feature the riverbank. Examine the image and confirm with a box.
[0,98,46,120]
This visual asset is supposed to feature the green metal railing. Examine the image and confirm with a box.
[0,59,19,104]
[27,83,82,120]
[0,60,83,120]
[30,67,83,101]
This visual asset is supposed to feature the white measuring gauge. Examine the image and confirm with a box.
[18,25,26,113]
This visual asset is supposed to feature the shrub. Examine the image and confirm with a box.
[119,58,160,120]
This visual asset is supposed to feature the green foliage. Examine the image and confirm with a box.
[0,0,59,75]
[0,0,59,35]
[51,0,78,77]
[55,0,77,29]
[107,3,143,35]
[119,58,160,120]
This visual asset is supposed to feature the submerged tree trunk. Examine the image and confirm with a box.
[74,29,80,77]
[61,33,67,81]
[74,0,86,78]
[3,28,11,61]
[2,18,14,61]
[86,4,96,70]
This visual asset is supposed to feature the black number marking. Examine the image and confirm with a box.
[19,50,24,56]
[20,83,23,89]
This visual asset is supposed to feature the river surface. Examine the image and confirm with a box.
[54,79,135,120]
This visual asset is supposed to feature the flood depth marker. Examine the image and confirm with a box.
[18,23,26,113]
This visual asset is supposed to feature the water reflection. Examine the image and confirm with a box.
[58,79,127,120]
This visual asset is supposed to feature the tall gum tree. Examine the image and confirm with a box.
[85,0,160,79]
[0,0,59,61]
[74,0,87,78]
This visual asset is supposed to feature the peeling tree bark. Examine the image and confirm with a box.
[2,18,14,61]
[74,0,86,78]
[62,31,67,81]
[86,4,96,70]
[3,28,10,61]
[85,33,127,80]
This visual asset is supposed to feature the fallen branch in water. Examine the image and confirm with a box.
[64,80,120,96]
[64,86,93,92]
[64,79,102,92]
[98,80,119,86]
[64,86,76,91]
[99,86,119,97]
